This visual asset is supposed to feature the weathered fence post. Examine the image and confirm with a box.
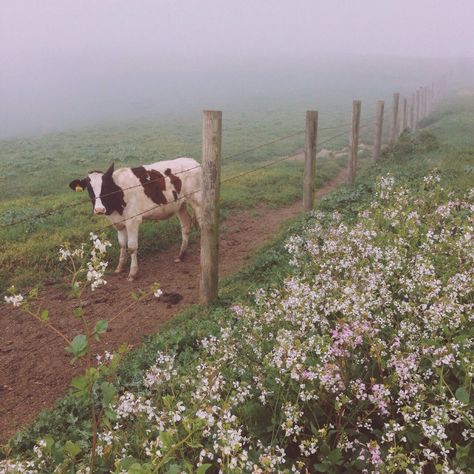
[303,110,318,212]
[391,93,400,143]
[402,97,408,133]
[373,100,384,162]
[424,86,428,118]
[409,93,415,130]
[426,86,431,116]
[415,89,421,128]
[199,110,222,305]
[349,100,361,185]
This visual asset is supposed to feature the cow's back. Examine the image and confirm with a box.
[110,157,201,222]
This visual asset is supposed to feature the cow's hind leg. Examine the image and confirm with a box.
[126,219,141,281]
[114,226,128,273]
[188,193,202,229]
[175,204,192,263]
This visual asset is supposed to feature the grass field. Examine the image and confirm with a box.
[0,98,383,293]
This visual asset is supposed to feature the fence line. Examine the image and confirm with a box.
[0,120,364,229]
[0,96,430,231]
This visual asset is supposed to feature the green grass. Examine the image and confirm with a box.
[0,100,360,293]
[5,94,474,460]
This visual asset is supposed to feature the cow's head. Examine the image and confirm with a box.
[69,163,126,215]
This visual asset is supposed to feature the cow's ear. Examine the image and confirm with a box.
[69,179,87,192]
[104,162,115,177]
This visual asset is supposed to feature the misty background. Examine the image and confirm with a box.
[1,0,474,139]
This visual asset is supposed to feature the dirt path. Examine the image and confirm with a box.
[0,165,349,442]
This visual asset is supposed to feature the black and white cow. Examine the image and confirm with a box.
[69,157,202,281]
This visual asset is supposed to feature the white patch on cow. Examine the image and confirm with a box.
[89,172,105,213]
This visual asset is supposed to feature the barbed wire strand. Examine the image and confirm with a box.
[0,114,391,229]
[95,126,359,230]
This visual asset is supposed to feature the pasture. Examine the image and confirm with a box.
[0,98,379,293]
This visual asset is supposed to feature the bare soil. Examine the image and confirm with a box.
[0,165,348,442]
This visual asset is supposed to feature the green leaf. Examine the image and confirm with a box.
[64,440,81,458]
[455,386,470,404]
[93,319,108,341]
[40,309,49,322]
[327,448,342,463]
[94,319,108,335]
[165,465,181,474]
[65,334,88,358]
[405,427,422,443]
[70,374,89,397]
[128,463,152,474]
[196,464,212,474]
[101,381,116,406]
[313,463,329,472]
[104,407,117,423]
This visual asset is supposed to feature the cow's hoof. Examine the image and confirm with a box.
[174,257,183,263]
[114,268,125,274]
[127,275,136,282]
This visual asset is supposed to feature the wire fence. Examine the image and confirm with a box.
[0,123,354,229]
[0,101,416,231]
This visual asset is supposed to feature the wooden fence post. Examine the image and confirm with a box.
[421,87,426,118]
[199,110,222,305]
[349,100,361,185]
[402,97,408,133]
[409,93,415,130]
[373,100,384,162]
[428,86,431,113]
[415,89,421,128]
[391,93,400,143]
[303,110,318,212]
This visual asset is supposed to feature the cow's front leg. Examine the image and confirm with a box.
[114,227,128,273]
[126,220,140,281]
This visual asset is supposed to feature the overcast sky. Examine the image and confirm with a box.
[3,0,474,59]
[1,0,473,137]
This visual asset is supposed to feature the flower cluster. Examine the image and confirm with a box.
[4,291,24,307]
[86,233,111,291]
[4,175,473,472]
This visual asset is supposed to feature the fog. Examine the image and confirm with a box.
[1,0,474,138]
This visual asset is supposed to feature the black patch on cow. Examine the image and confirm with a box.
[69,178,89,191]
[132,166,167,205]
[164,168,182,194]
[172,190,178,201]
[70,177,95,208]
[100,173,126,215]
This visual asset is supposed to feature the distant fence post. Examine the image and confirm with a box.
[421,87,426,119]
[391,93,400,143]
[303,110,318,212]
[409,93,415,130]
[425,86,430,116]
[402,97,408,133]
[415,89,421,128]
[199,110,222,306]
[373,100,384,162]
[349,100,361,185]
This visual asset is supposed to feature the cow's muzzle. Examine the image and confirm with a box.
[94,207,106,215]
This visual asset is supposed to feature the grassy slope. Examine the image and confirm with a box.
[6,93,474,457]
